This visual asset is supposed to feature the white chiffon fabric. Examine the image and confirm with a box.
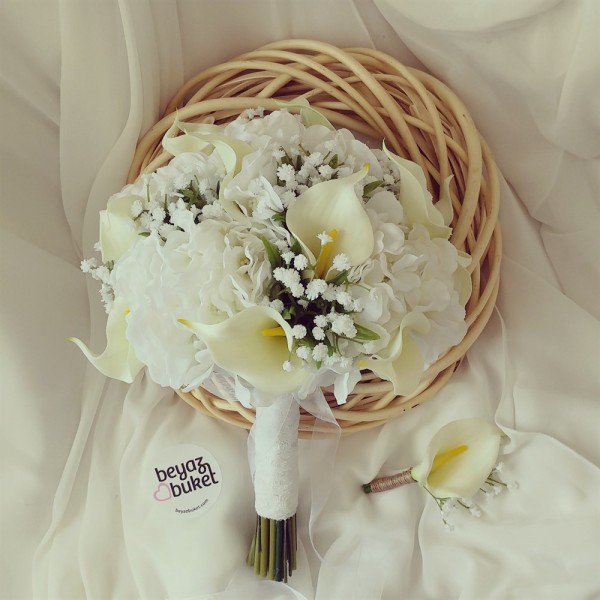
[1,1,599,598]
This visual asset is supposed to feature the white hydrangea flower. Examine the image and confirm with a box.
[159,223,176,238]
[338,356,352,369]
[151,206,166,222]
[201,203,224,219]
[130,199,143,218]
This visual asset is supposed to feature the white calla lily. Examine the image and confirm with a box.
[383,144,453,239]
[286,164,373,275]
[162,120,211,155]
[163,119,252,166]
[67,297,144,383]
[275,98,335,130]
[98,194,142,262]
[436,175,454,228]
[410,418,504,499]
[456,250,473,305]
[179,306,310,396]
[163,119,253,218]
[360,312,430,396]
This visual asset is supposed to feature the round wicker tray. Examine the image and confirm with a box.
[128,39,501,438]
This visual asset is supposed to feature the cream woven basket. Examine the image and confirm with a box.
[127,40,501,438]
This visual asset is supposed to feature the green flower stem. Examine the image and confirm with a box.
[289,515,297,572]
[275,520,283,581]
[268,519,276,580]
[246,523,256,566]
[260,516,269,577]
[253,517,261,575]
[363,467,415,493]
[247,514,297,582]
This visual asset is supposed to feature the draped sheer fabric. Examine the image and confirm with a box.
[1,1,598,598]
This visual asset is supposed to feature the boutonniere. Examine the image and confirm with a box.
[364,418,516,527]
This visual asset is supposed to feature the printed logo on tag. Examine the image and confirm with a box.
[147,444,222,519]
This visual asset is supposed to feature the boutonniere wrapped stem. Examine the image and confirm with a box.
[364,419,513,525]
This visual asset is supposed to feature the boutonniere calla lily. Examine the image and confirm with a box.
[410,418,504,498]
[364,419,512,525]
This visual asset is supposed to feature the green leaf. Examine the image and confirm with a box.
[281,306,295,320]
[280,151,293,166]
[260,236,281,269]
[363,180,384,196]
[177,178,207,209]
[271,211,287,223]
[328,270,349,285]
[328,154,339,169]
[138,231,151,237]
[354,324,380,341]
[290,238,303,255]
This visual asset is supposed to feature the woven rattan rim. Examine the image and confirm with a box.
[127,40,501,438]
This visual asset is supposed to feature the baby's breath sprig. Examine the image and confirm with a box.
[260,232,379,371]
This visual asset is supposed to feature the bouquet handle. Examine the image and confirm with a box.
[247,397,299,581]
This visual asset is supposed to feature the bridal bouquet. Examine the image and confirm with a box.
[71,102,471,581]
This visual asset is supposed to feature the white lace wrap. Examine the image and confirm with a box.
[253,398,300,520]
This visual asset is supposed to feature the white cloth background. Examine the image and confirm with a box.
[1,1,599,598]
